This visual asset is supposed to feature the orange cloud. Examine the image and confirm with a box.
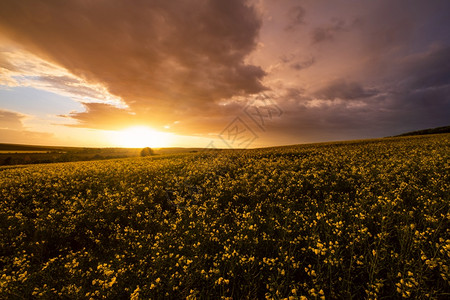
[60,103,140,131]
[0,109,53,144]
[0,0,266,131]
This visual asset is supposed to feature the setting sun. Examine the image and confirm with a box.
[113,126,172,148]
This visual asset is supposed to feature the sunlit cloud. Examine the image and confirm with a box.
[0,0,448,147]
[0,46,125,107]
[0,0,266,133]
[0,109,54,144]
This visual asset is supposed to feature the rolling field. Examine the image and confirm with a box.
[0,135,449,299]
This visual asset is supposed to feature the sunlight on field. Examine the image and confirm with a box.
[0,134,448,298]
[111,126,173,148]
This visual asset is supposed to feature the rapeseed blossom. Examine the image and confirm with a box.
[0,134,448,298]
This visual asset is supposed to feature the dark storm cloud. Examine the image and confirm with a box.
[278,53,315,71]
[315,80,377,101]
[370,45,450,130]
[270,45,449,143]
[265,92,375,143]
[290,57,315,71]
[310,19,347,44]
[397,46,450,91]
[272,79,449,145]
[285,6,306,31]
[355,0,450,72]
[279,54,295,64]
[271,0,449,142]
[0,0,265,129]
[276,87,448,144]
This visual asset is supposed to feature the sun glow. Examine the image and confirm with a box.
[113,126,172,148]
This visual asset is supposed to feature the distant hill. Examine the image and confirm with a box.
[0,143,81,152]
[394,125,450,137]
[0,143,213,154]
[0,143,219,166]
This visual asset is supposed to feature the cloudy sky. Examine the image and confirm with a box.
[0,0,449,148]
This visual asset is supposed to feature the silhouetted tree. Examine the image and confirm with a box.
[140,147,155,157]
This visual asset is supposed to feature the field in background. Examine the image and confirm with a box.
[0,134,449,298]
[0,143,208,166]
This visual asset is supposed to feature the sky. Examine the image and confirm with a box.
[0,0,449,148]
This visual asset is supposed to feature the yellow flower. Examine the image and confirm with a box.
[130,286,140,300]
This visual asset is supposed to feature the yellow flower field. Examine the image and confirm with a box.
[1,134,449,299]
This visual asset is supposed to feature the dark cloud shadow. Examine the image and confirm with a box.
[314,79,378,101]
